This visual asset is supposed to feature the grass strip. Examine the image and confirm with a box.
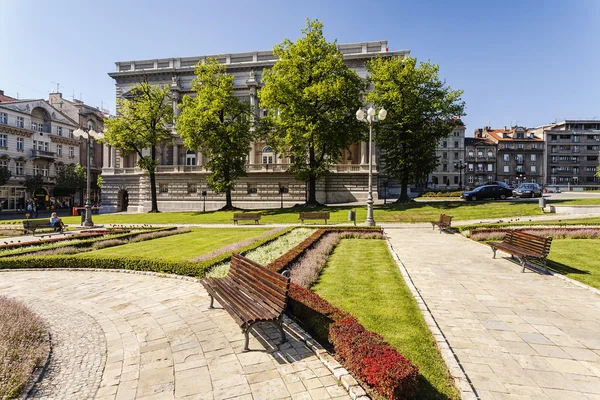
[312,239,460,400]
[547,239,600,290]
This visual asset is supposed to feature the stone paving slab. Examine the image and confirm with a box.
[384,224,600,400]
[0,270,350,400]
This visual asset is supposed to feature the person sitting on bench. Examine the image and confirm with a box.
[49,212,65,232]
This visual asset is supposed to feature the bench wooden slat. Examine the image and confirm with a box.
[488,231,552,273]
[232,213,261,225]
[430,214,453,232]
[200,252,289,351]
[299,211,330,224]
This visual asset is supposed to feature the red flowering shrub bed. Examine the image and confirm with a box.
[267,227,419,400]
[0,231,106,250]
[469,227,600,241]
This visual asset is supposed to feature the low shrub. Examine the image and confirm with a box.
[418,190,464,198]
[0,296,49,399]
[287,283,418,399]
[469,227,600,241]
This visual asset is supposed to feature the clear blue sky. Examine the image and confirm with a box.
[1,0,598,134]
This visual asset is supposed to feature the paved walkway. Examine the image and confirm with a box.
[384,224,600,400]
[0,270,350,400]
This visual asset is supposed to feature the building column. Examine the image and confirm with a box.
[111,147,117,168]
[249,143,255,165]
[360,141,367,165]
[103,144,110,168]
[173,144,179,171]
[197,152,202,166]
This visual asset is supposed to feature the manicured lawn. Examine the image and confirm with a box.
[3,201,542,226]
[547,198,600,205]
[547,239,600,290]
[312,239,459,400]
[74,228,271,262]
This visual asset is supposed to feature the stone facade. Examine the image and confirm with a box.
[464,135,497,188]
[104,41,410,212]
[428,123,466,189]
[0,94,81,210]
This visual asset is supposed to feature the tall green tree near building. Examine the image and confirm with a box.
[103,82,174,213]
[55,164,86,205]
[0,166,11,186]
[259,19,364,206]
[177,58,253,210]
[366,56,465,202]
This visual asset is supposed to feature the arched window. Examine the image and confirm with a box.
[87,120,95,131]
[262,146,273,164]
[186,149,196,166]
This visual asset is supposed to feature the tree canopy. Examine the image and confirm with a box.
[24,174,44,196]
[0,166,11,187]
[259,19,364,206]
[55,164,86,200]
[103,82,174,212]
[177,58,253,210]
[366,56,465,202]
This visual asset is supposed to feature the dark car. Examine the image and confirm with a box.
[513,183,543,198]
[462,185,513,201]
[488,181,514,190]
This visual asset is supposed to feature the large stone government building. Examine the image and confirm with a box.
[103,41,409,212]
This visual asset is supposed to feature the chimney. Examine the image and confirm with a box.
[0,90,3,96]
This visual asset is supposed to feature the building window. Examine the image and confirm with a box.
[477,150,483,157]
[247,184,257,194]
[530,154,536,161]
[0,112,7,124]
[0,159,7,168]
[186,150,196,166]
[468,163,474,172]
[504,165,510,173]
[56,144,62,156]
[503,154,509,162]
[69,146,74,158]
[487,176,493,183]
[487,164,493,172]
[454,141,459,148]
[453,176,458,184]
[44,142,49,152]
[442,164,447,171]
[504,143,510,149]
[532,144,537,149]
[159,184,168,194]
[531,166,537,173]
[0,134,7,148]
[42,166,49,177]
[16,137,24,150]
[468,150,474,158]
[468,175,474,184]
[15,161,24,175]
[518,143,524,149]
[57,126,62,136]
[453,152,458,160]
[262,146,274,164]
[33,165,40,175]
[487,151,493,158]
[16,116,24,128]
[442,152,447,159]
[442,141,447,148]
[187,183,197,194]
[69,129,74,138]
[87,120,95,131]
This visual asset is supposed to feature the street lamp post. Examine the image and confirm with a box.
[356,106,387,226]
[453,160,466,190]
[73,128,103,227]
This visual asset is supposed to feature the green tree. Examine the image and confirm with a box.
[177,58,253,210]
[24,174,44,197]
[366,56,465,202]
[55,164,86,204]
[0,166,11,186]
[103,82,174,212]
[259,19,364,206]
[596,166,600,178]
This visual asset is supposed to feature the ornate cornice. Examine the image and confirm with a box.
[0,125,35,137]
[50,136,81,146]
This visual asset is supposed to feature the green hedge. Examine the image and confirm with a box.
[418,190,464,198]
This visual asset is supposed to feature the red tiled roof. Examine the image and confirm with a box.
[0,94,17,103]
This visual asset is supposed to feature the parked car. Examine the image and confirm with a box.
[487,181,514,189]
[462,185,513,201]
[513,183,543,198]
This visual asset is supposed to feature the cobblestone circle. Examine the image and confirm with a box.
[24,299,106,399]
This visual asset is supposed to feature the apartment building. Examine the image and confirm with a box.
[464,133,497,188]
[428,122,466,189]
[0,91,81,210]
[530,120,600,189]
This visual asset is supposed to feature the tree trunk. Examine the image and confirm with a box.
[148,146,160,213]
[305,146,321,207]
[220,168,237,210]
[395,174,412,203]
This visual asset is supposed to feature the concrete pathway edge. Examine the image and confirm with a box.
[385,234,478,400]
[0,267,370,400]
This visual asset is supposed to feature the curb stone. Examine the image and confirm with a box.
[384,232,479,400]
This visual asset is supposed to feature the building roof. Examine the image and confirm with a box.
[0,90,17,103]
[465,137,494,146]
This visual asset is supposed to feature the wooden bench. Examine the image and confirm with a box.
[200,253,290,351]
[488,231,553,273]
[232,213,261,225]
[23,219,64,235]
[299,211,330,224]
[430,214,453,232]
